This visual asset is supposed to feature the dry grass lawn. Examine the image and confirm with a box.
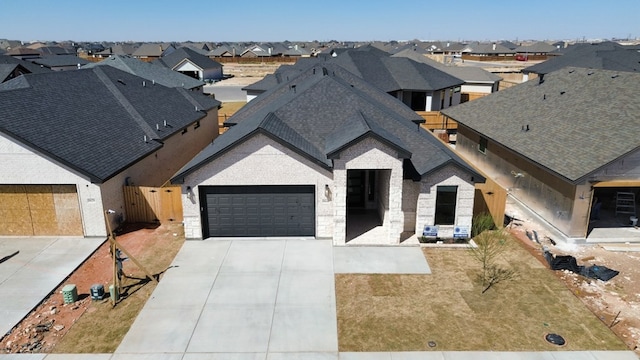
[336,237,627,352]
[51,224,185,353]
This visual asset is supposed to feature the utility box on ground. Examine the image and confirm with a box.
[62,284,78,304]
[90,284,105,300]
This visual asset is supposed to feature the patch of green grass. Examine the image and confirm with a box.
[335,239,627,352]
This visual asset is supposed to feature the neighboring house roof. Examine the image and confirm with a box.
[83,55,204,90]
[515,42,558,54]
[208,44,241,57]
[133,43,167,57]
[0,67,220,182]
[0,55,51,74]
[442,67,640,183]
[95,44,138,56]
[499,41,519,50]
[6,46,40,56]
[173,63,482,183]
[466,43,515,54]
[391,50,502,84]
[0,39,22,50]
[31,55,90,69]
[0,63,29,82]
[330,50,464,92]
[156,47,222,72]
[37,46,75,56]
[523,47,640,75]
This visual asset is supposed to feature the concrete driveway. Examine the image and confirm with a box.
[0,237,104,337]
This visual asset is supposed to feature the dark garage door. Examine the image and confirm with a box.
[200,185,315,237]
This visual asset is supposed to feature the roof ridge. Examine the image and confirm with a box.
[92,67,157,139]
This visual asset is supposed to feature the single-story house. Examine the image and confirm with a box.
[0,67,220,237]
[132,43,175,61]
[155,47,223,82]
[83,55,205,91]
[392,49,502,102]
[172,63,484,244]
[442,67,640,242]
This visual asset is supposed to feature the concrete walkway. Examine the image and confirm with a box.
[0,236,105,337]
[0,238,637,359]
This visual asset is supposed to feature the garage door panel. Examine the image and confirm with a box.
[202,185,315,237]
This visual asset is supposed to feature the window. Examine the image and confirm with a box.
[194,120,201,129]
[435,186,457,225]
[181,128,188,135]
[478,137,488,154]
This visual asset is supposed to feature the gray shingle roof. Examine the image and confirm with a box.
[172,63,482,183]
[156,47,222,72]
[514,41,557,54]
[0,66,219,182]
[392,50,503,84]
[523,47,640,75]
[0,55,51,74]
[31,55,89,68]
[83,55,204,89]
[442,67,640,183]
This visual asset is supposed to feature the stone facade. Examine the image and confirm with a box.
[180,134,478,243]
[415,164,476,238]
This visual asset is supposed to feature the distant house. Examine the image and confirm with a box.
[0,67,220,236]
[241,44,273,58]
[442,67,640,243]
[31,55,89,71]
[172,63,483,243]
[514,42,558,61]
[94,44,138,58]
[83,55,205,90]
[6,46,40,60]
[462,43,516,60]
[522,42,640,81]
[208,44,241,58]
[155,47,223,82]
[392,49,501,102]
[133,43,175,61]
[244,49,464,114]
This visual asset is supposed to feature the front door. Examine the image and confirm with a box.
[347,170,365,208]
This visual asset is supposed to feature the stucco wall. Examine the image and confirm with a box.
[415,164,476,238]
[179,133,334,239]
[456,128,580,237]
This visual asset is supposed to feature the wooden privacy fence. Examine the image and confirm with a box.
[417,111,458,131]
[474,178,507,228]
[123,186,183,224]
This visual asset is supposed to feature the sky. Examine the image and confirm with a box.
[1,0,638,43]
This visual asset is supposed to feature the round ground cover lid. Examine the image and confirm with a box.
[545,333,566,346]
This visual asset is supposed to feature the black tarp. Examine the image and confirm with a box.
[543,250,619,281]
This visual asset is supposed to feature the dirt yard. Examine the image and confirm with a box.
[507,208,640,355]
[0,223,185,354]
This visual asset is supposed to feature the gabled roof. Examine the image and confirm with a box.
[31,55,89,68]
[83,55,204,90]
[132,43,166,57]
[0,55,51,74]
[95,44,138,56]
[515,42,558,54]
[523,47,640,75]
[172,63,482,183]
[330,50,463,92]
[442,67,640,183]
[0,63,29,82]
[156,47,222,71]
[6,46,40,56]
[466,43,515,54]
[499,41,519,50]
[0,67,219,183]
